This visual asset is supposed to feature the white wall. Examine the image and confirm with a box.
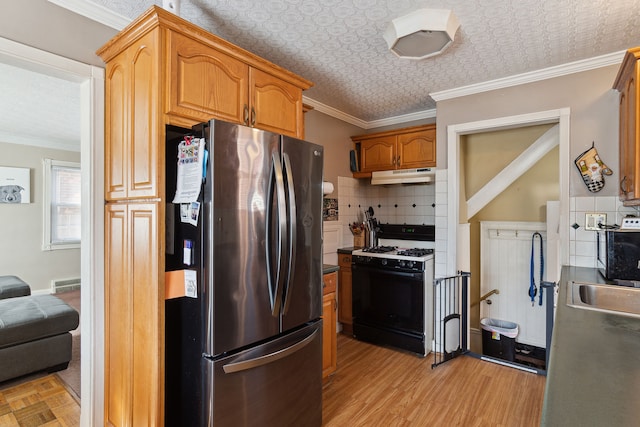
[0,140,80,293]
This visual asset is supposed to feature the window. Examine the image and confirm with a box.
[43,159,81,250]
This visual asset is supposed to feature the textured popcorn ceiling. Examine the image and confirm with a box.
[4,0,640,150]
[91,0,640,122]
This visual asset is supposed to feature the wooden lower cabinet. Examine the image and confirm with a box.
[105,202,163,427]
[322,272,337,379]
[338,254,353,335]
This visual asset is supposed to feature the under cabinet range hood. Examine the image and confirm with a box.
[371,168,435,185]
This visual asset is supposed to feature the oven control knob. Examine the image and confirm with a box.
[407,261,415,268]
[381,259,387,266]
[399,260,406,267]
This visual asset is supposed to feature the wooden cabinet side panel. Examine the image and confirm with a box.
[322,292,337,378]
[130,204,163,426]
[397,129,436,168]
[250,68,303,138]
[359,137,396,173]
[105,61,128,201]
[130,33,161,199]
[105,204,132,427]
[169,32,249,124]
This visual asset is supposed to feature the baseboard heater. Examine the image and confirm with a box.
[52,278,81,293]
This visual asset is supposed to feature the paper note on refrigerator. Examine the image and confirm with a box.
[172,137,205,203]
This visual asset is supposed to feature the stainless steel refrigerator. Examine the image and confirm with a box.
[165,120,324,426]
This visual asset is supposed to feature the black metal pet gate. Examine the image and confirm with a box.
[432,271,470,369]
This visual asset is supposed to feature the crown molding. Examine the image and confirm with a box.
[430,51,625,102]
[47,0,130,30]
[302,96,436,129]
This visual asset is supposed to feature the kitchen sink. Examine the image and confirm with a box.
[566,281,640,319]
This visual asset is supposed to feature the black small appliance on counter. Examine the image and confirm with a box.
[597,229,640,282]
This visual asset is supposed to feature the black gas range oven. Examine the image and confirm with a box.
[351,224,435,357]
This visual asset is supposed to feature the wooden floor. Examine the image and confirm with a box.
[0,375,80,426]
[323,334,546,427]
[0,334,545,426]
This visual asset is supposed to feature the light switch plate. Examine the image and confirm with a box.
[585,213,606,230]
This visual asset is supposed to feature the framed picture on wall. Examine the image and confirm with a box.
[0,166,30,204]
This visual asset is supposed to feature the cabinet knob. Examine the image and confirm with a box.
[250,107,256,126]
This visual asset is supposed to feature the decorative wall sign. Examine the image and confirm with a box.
[0,166,30,203]
[323,198,338,221]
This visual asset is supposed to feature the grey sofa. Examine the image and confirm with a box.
[0,275,79,383]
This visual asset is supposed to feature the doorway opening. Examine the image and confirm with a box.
[0,37,104,425]
[446,108,570,372]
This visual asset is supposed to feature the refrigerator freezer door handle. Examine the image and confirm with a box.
[282,153,297,315]
[265,152,288,316]
[222,329,317,374]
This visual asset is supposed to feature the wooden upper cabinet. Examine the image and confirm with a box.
[99,6,312,201]
[397,128,436,169]
[168,31,249,126]
[168,34,305,138]
[613,47,640,205]
[352,124,436,176]
[359,136,397,173]
[250,68,304,138]
[104,29,161,201]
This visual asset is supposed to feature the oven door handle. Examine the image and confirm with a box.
[352,264,424,280]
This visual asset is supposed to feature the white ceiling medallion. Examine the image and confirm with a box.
[384,8,460,60]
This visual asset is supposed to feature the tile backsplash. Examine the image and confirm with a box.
[570,195,640,268]
[334,174,640,272]
[337,176,436,245]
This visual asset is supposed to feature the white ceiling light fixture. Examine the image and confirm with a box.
[384,8,460,60]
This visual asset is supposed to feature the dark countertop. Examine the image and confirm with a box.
[542,266,640,426]
[323,264,339,274]
[337,247,362,254]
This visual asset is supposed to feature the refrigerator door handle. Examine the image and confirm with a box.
[265,152,288,316]
[222,329,317,374]
[281,152,297,315]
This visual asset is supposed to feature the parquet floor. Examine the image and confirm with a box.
[0,375,80,427]
[323,334,546,426]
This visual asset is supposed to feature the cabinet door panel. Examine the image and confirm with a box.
[105,61,128,201]
[130,204,162,426]
[105,204,131,426]
[360,136,396,173]
[130,39,160,199]
[105,203,163,427]
[250,68,303,138]
[397,129,436,168]
[322,292,337,378]
[169,32,249,124]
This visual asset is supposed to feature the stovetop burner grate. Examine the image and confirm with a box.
[397,248,434,257]
[362,246,397,254]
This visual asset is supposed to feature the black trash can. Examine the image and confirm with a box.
[480,318,518,362]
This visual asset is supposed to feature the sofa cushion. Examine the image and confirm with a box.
[0,275,31,300]
[0,294,79,349]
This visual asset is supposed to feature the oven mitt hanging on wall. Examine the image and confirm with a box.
[574,142,613,193]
